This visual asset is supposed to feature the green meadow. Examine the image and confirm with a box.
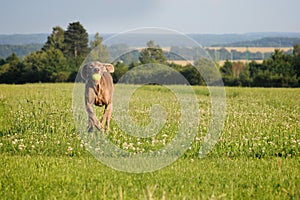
[0,83,299,199]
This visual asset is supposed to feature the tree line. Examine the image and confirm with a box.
[0,21,299,87]
[0,22,92,83]
[220,47,300,87]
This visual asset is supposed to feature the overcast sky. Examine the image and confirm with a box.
[1,0,299,34]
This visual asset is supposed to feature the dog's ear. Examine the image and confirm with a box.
[104,63,114,73]
[81,64,89,80]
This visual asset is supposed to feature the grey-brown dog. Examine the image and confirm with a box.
[81,61,114,132]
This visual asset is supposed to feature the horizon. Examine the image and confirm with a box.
[1,31,300,36]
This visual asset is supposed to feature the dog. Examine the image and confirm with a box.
[81,61,114,132]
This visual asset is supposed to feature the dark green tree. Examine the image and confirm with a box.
[139,40,167,64]
[220,60,233,76]
[23,48,69,82]
[5,53,19,66]
[111,61,129,83]
[293,44,300,85]
[249,49,297,87]
[219,60,236,85]
[180,64,203,85]
[63,22,89,69]
[239,65,251,86]
[42,26,65,51]
[0,53,26,83]
[264,49,296,86]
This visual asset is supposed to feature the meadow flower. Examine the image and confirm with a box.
[67,146,73,151]
[123,142,128,150]
[128,143,134,149]
[18,144,26,150]
[12,139,18,145]
[95,147,101,151]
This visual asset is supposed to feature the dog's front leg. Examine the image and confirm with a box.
[101,103,112,132]
[85,87,101,132]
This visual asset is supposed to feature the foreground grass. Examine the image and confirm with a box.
[0,83,299,199]
[1,155,299,199]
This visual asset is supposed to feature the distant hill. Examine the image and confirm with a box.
[1,32,300,58]
[0,44,43,59]
[1,32,300,46]
[100,32,300,47]
[0,34,48,45]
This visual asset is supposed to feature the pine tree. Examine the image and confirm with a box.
[42,26,65,51]
[63,22,89,65]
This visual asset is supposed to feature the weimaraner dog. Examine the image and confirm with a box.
[81,61,114,132]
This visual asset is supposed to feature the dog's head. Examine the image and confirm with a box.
[81,61,114,83]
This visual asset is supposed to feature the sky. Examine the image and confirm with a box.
[1,0,300,35]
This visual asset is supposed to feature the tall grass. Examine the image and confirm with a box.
[0,84,299,199]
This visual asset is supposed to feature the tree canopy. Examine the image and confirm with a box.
[139,40,167,64]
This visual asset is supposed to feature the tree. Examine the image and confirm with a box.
[220,60,233,76]
[5,53,19,66]
[23,48,69,82]
[180,64,203,85]
[249,49,297,87]
[293,44,300,85]
[42,26,65,51]
[63,22,89,69]
[111,61,129,83]
[87,33,110,63]
[0,53,26,83]
[239,65,251,86]
[139,40,167,64]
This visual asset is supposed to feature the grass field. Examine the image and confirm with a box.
[0,83,299,199]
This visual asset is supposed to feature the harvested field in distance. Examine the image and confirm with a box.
[206,46,293,53]
[137,46,293,53]
[167,59,263,66]
[217,59,264,66]
[167,60,194,65]
[133,46,293,66]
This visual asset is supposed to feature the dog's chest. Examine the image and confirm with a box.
[94,87,106,106]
